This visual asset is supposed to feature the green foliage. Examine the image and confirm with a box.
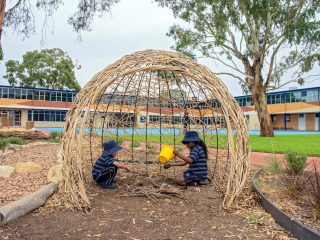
[285,150,307,175]
[306,164,320,218]
[146,143,154,150]
[4,0,119,37]
[7,137,24,145]
[0,137,25,150]
[156,0,320,85]
[50,131,60,139]
[245,213,261,225]
[47,139,60,143]
[3,48,81,91]
[116,137,124,145]
[156,0,320,136]
[0,139,8,150]
[265,157,282,174]
[132,141,140,148]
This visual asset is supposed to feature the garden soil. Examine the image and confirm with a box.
[0,144,293,240]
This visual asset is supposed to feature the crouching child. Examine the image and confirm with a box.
[92,140,130,189]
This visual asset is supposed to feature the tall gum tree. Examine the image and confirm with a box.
[156,0,320,137]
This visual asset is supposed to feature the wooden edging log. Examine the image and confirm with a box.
[252,170,320,240]
[0,182,57,225]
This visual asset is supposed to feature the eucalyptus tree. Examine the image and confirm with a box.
[156,0,320,137]
[4,48,81,91]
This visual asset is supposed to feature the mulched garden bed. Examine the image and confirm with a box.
[257,170,320,233]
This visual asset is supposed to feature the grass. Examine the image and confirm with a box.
[100,134,320,157]
[264,157,282,174]
[46,139,60,143]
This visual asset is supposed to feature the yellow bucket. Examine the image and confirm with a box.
[158,145,175,164]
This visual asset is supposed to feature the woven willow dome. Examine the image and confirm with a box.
[60,50,250,210]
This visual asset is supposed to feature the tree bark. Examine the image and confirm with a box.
[251,85,274,137]
[0,0,6,59]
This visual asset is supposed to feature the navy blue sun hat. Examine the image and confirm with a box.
[182,131,201,144]
[102,140,122,155]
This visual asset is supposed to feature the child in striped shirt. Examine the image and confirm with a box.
[92,140,130,189]
[164,131,208,186]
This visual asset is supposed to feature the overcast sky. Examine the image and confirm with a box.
[0,0,319,96]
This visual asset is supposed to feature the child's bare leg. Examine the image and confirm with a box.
[175,174,185,186]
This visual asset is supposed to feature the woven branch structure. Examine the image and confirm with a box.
[61,50,250,210]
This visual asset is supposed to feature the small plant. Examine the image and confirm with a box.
[50,131,60,139]
[305,163,320,218]
[285,150,307,175]
[116,137,124,145]
[265,157,282,174]
[0,137,24,150]
[245,213,261,225]
[146,143,154,150]
[7,137,24,145]
[132,141,140,148]
[0,139,8,150]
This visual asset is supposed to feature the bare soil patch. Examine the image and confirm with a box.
[0,144,293,240]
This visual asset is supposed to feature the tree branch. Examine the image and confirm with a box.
[264,37,286,88]
[214,72,247,85]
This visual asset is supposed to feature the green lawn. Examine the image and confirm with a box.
[100,134,320,157]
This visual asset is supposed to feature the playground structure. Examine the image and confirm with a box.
[60,49,250,210]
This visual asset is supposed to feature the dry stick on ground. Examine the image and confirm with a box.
[118,183,191,204]
[60,49,250,210]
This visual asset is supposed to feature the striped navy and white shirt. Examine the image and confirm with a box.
[188,144,208,181]
[92,154,117,179]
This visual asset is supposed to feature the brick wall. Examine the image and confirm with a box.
[306,113,315,131]
[272,114,284,130]
[272,114,299,130]
[286,114,298,130]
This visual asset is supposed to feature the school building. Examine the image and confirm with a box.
[0,85,319,131]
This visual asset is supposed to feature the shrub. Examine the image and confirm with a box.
[146,143,154,150]
[132,141,140,148]
[0,137,24,150]
[0,139,8,150]
[50,131,60,139]
[285,150,307,175]
[265,157,282,174]
[7,137,24,145]
[306,163,320,218]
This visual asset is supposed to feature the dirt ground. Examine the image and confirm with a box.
[0,144,293,240]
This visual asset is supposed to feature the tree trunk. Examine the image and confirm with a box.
[251,86,274,137]
[0,0,6,59]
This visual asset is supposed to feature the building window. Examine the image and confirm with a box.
[271,115,277,123]
[149,115,160,122]
[286,114,291,122]
[299,114,304,118]
[14,89,21,99]
[28,109,67,122]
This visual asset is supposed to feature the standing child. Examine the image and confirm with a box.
[164,131,208,186]
[92,140,130,189]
